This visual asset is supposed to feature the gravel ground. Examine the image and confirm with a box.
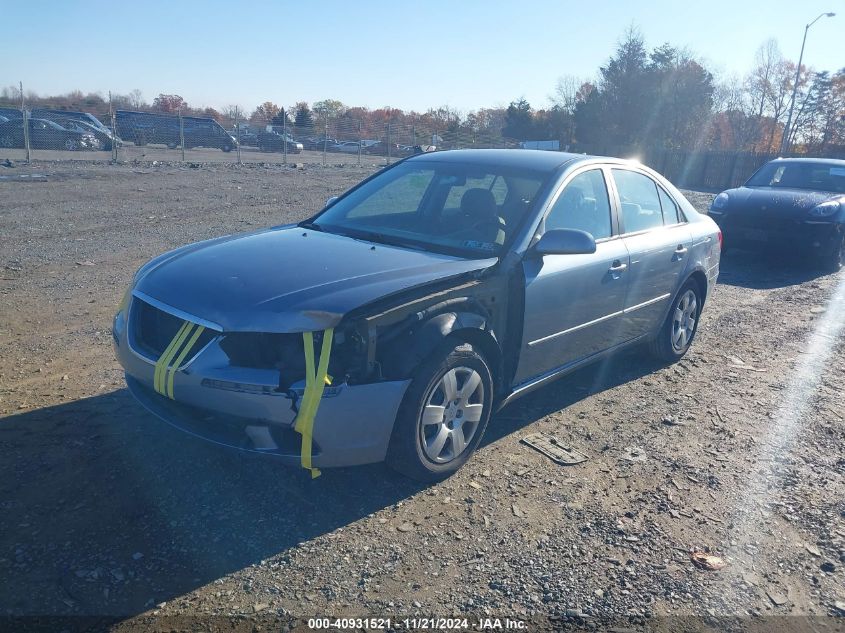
[1,160,844,631]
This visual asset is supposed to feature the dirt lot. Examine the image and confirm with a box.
[1,160,844,631]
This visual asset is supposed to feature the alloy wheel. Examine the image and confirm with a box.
[419,366,484,464]
[64,138,79,151]
[671,289,698,351]
[0,135,13,148]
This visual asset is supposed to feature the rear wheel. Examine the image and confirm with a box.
[0,135,15,148]
[649,281,701,363]
[819,233,844,273]
[386,339,493,482]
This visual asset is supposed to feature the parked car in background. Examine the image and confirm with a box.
[301,137,336,151]
[52,118,121,151]
[0,107,22,121]
[709,157,845,271]
[256,130,303,153]
[114,150,720,481]
[115,111,237,151]
[235,130,259,146]
[0,118,95,150]
[33,108,114,139]
[331,141,361,153]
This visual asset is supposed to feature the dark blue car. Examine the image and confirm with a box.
[709,158,845,271]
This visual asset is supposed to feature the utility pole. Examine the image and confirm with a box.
[20,81,30,163]
[780,12,836,154]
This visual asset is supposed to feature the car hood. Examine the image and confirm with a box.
[134,226,496,333]
[722,187,843,216]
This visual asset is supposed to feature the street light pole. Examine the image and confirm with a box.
[780,11,835,154]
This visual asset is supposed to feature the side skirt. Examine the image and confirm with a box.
[495,334,650,411]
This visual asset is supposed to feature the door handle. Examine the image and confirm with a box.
[609,260,628,273]
[675,245,688,256]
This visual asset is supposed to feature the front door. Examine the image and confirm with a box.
[514,168,630,385]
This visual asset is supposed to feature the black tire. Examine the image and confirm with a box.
[386,338,494,482]
[819,233,844,273]
[649,280,702,363]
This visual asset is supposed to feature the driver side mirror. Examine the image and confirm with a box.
[532,228,597,256]
[325,196,339,208]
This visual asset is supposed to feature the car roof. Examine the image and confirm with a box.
[768,157,845,166]
[406,149,630,173]
[406,148,599,173]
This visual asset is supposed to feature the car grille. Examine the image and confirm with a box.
[724,214,800,232]
[129,297,217,362]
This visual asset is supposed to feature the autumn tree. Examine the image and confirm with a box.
[251,101,281,123]
[312,99,346,119]
[152,94,186,113]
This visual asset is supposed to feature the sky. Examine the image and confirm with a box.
[0,0,841,114]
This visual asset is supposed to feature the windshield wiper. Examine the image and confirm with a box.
[299,221,323,232]
[354,231,432,252]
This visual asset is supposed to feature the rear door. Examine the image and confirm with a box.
[610,168,692,340]
[514,167,630,385]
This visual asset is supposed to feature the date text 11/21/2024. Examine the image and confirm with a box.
[306,617,527,630]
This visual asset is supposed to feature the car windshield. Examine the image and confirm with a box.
[310,161,548,257]
[39,120,66,130]
[746,161,845,193]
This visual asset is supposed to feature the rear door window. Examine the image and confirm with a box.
[612,169,664,234]
[657,187,681,224]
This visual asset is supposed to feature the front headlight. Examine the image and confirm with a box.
[711,192,729,211]
[809,200,841,218]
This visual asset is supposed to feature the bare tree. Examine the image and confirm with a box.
[551,75,586,113]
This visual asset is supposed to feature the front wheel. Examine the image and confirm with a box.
[386,339,493,482]
[64,138,80,151]
[649,281,702,363]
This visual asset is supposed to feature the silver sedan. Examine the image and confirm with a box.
[114,150,721,481]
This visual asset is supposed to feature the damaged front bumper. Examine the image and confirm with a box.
[113,301,410,468]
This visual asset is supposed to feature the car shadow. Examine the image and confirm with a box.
[0,391,424,619]
[716,248,828,289]
[1,349,662,621]
[484,347,665,446]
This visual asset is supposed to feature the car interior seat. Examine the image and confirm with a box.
[460,188,506,245]
[621,202,651,232]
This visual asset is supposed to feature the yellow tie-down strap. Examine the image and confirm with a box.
[293,328,333,479]
[154,321,207,400]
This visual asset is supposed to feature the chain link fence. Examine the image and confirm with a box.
[2,87,830,192]
[0,88,518,168]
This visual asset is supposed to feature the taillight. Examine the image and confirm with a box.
[717,230,723,251]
